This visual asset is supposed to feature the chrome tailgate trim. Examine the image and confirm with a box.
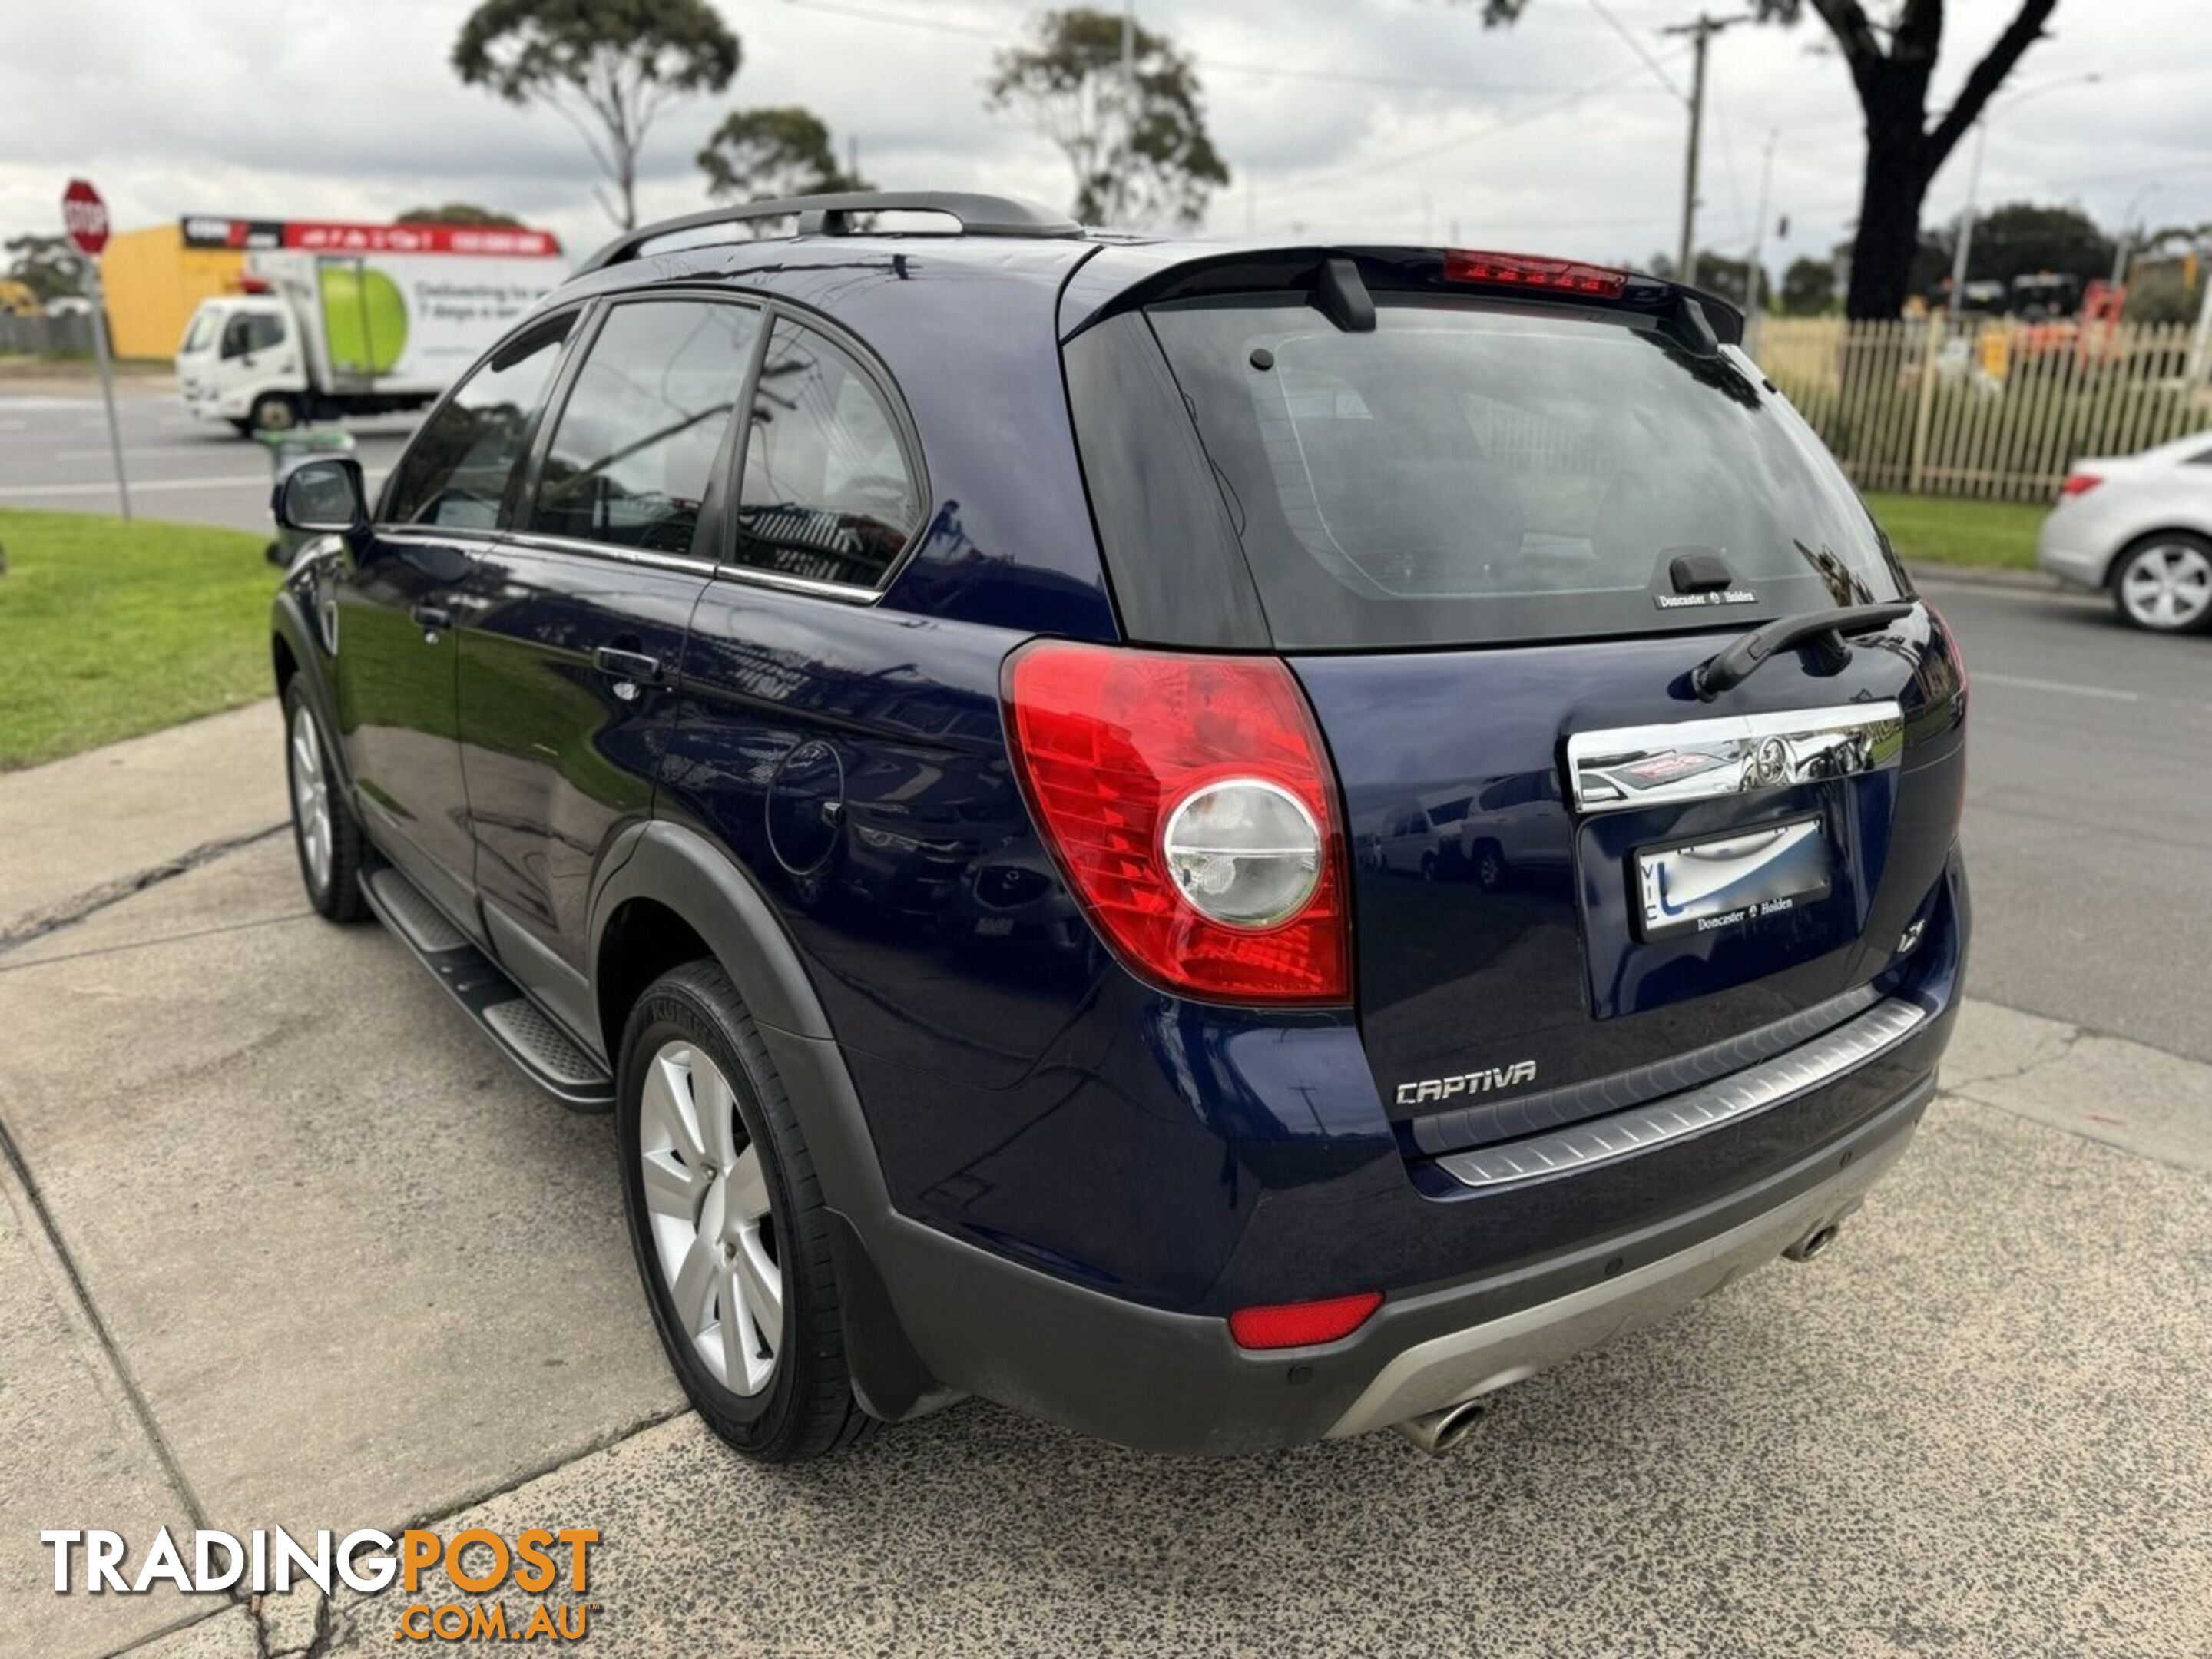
[1435,995,1928,1190]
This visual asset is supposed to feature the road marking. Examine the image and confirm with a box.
[1975,671,2141,704]
[0,468,388,500]
[55,445,240,461]
[0,475,273,495]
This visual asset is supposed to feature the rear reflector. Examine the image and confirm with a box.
[1003,641,1351,1004]
[1445,250,1629,299]
[2060,472,2102,497]
[1229,1291,1384,1350]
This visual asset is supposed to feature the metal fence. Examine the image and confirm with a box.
[1750,314,2212,502]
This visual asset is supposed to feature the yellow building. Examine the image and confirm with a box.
[98,221,247,360]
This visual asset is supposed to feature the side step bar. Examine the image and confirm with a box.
[361,864,614,1112]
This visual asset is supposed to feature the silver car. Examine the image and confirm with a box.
[2038,429,2212,634]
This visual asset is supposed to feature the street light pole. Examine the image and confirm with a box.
[1747,127,1778,330]
[2111,183,2157,288]
[1945,118,1988,319]
[1946,71,2104,317]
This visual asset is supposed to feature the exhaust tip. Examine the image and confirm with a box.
[1786,1223,1840,1263]
[1392,1399,1487,1456]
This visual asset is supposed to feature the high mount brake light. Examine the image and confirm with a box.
[1003,641,1352,1005]
[1444,250,1630,299]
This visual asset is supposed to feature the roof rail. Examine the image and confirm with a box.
[575,191,1082,275]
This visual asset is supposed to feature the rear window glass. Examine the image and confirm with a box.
[1144,295,1906,649]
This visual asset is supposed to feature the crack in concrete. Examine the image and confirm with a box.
[98,1599,237,1658]
[1940,1022,2087,1094]
[0,1111,215,1545]
[0,822,287,954]
[0,909,317,976]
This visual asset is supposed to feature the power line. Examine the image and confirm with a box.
[1583,0,1687,101]
[1288,51,1690,195]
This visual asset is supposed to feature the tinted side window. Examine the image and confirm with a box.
[526,300,760,556]
[382,316,573,531]
[733,320,920,588]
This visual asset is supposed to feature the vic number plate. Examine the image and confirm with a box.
[1636,817,1832,940]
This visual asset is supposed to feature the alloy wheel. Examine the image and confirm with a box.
[637,1041,782,1396]
[2120,542,2212,631]
[289,704,333,895]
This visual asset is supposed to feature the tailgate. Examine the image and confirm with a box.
[1295,611,1965,1134]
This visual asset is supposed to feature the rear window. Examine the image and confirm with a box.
[1141,294,1906,649]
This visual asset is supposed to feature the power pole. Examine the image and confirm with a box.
[1660,12,1750,284]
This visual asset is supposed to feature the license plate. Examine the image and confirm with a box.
[1636,817,1832,939]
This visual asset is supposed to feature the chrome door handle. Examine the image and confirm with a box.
[594,647,666,700]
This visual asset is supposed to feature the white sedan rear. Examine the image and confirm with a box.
[2038,429,2212,633]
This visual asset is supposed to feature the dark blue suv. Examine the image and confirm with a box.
[270,191,1968,1462]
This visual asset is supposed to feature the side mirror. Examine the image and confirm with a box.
[273,457,368,535]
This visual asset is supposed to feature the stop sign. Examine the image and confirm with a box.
[61,178,109,257]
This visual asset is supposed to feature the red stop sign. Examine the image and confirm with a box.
[61,178,109,257]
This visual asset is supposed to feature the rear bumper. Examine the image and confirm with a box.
[2036,508,2113,588]
[842,1069,1932,1455]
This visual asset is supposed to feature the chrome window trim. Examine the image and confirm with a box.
[1566,700,1903,815]
[1435,995,1929,1190]
[494,529,720,578]
[705,561,884,605]
[372,525,504,548]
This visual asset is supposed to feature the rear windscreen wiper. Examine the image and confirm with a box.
[1691,601,1916,700]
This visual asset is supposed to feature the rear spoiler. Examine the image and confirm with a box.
[1055,243,1745,353]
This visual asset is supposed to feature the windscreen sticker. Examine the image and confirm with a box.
[1654,588,1760,609]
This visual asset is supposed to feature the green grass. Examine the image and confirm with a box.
[0,509,276,770]
[1863,492,2045,571]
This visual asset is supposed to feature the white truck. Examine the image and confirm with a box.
[174,221,566,435]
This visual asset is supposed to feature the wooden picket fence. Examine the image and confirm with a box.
[1750,315,2212,502]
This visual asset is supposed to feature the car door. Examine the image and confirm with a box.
[455,295,763,1036]
[333,310,578,924]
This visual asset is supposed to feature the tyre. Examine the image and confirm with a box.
[227,418,256,439]
[1472,841,1508,893]
[2111,535,2212,634]
[283,682,366,922]
[1420,853,1437,883]
[250,392,302,434]
[616,960,873,1462]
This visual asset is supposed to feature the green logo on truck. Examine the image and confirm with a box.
[319,263,409,376]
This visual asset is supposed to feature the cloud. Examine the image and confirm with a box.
[3,0,2207,275]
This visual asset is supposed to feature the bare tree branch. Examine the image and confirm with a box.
[1924,0,2059,167]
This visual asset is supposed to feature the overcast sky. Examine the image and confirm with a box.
[5,0,2207,277]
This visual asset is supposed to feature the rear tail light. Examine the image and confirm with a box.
[1229,1290,1383,1350]
[2060,471,2102,497]
[1003,641,1351,1004]
[1445,250,1628,299]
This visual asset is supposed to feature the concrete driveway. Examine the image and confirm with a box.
[2,703,2208,1658]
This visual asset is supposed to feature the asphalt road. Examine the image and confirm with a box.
[1925,573,2212,1062]
[0,381,409,533]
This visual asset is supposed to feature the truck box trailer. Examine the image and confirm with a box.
[174,220,565,435]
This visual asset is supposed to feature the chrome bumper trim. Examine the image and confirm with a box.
[1330,1104,1923,1439]
[1435,995,1928,1190]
